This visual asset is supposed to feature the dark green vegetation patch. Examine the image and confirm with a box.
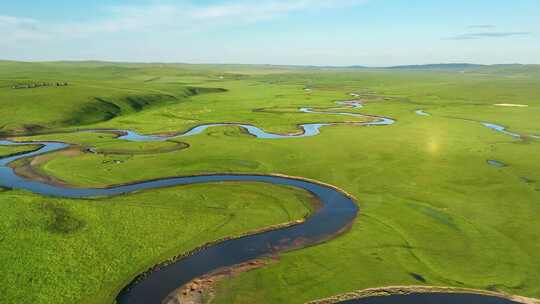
[63,97,122,126]
[42,203,85,234]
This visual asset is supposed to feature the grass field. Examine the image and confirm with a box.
[0,145,42,158]
[0,183,313,304]
[1,61,539,304]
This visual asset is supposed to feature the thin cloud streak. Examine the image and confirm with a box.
[447,31,532,40]
[467,24,495,29]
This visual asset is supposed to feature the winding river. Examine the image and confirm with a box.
[0,101,382,303]
[415,108,539,140]
[481,122,521,138]
[340,292,522,304]
[0,101,530,304]
[113,101,392,142]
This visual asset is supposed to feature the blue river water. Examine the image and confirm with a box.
[0,101,526,304]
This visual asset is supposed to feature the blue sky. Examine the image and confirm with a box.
[1,0,538,66]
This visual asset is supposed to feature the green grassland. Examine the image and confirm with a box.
[0,145,42,158]
[1,61,540,304]
[0,183,313,304]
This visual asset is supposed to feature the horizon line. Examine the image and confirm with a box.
[1,59,539,69]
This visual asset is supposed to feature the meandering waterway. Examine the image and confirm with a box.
[0,101,531,304]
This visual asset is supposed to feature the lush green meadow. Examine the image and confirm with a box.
[0,181,313,304]
[1,61,539,303]
[0,145,41,158]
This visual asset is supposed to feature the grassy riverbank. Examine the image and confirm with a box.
[0,145,42,158]
[0,183,313,304]
[1,62,540,303]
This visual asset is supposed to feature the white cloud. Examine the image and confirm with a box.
[1,0,369,41]
[188,0,366,20]
[0,15,49,42]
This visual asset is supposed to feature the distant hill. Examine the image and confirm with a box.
[385,63,486,70]
[1,60,538,74]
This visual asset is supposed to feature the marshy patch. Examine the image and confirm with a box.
[407,203,459,231]
[42,203,85,234]
[520,177,534,184]
[487,160,507,168]
[410,272,427,283]
[415,109,431,116]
